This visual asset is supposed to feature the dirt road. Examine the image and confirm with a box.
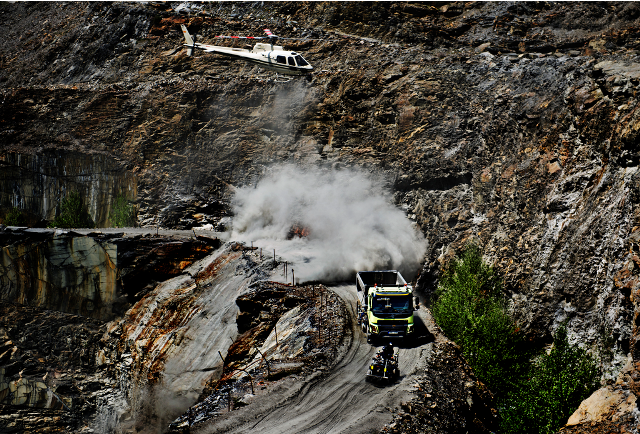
[6,226,226,239]
[197,283,435,434]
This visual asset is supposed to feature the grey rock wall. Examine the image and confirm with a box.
[2,2,640,432]
[0,230,119,320]
[0,150,136,227]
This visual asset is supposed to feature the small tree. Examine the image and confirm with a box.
[109,194,136,227]
[4,207,26,226]
[500,324,601,434]
[431,244,531,397]
[48,191,95,228]
[432,244,601,434]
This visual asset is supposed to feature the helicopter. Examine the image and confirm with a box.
[180,25,313,79]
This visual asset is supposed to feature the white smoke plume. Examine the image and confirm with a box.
[230,165,426,282]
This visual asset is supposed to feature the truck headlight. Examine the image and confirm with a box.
[407,324,414,333]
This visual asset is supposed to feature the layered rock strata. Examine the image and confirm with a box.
[0,227,218,320]
[0,151,136,227]
[2,1,640,432]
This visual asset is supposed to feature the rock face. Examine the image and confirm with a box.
[94,244,250,432]
[0,228,218,320]
[0,303,108,433]
[1,229,119,320]
[0,150,136,227]
[2,1,640,432]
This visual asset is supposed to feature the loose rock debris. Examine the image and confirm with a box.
[168,281,348,433]
[382,342,497,434]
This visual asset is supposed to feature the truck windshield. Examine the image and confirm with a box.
[371,295,412,314]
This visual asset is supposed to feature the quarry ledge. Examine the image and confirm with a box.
[0,226,223,321]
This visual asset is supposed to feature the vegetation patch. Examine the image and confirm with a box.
[48,191,95,229]
[431,244,601,434]
[3,207,26,226]
[500,324,601,434]
[109,194,136,227]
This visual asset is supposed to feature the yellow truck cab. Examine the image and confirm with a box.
[356,270,414,343]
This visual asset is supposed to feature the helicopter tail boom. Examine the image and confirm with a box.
[181,24,195,56]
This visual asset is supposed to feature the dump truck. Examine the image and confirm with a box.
[356,270,414,342]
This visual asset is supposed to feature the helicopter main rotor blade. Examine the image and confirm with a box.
[215,35,270,39]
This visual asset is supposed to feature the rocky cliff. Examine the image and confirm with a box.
[2,1,640,433]
[0,228,219,320]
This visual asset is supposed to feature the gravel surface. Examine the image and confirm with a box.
[194,283,436,434]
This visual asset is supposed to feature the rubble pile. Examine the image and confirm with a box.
[169,281,348,433]
[383,342,497,434]
[0,303,108,433]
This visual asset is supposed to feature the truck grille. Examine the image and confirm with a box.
[378,322,406,336]
[378,320,407,326]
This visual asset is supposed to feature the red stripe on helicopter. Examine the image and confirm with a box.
[215,30,275,39]
[215,35,265,39]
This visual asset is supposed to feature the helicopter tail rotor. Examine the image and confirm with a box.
[181,24,196,56]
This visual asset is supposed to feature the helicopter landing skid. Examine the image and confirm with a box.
[274,73,293,83]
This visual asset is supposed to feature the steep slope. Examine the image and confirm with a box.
[2,1,640,432]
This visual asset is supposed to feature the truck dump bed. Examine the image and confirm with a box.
[356,271,408,301]
[357,270,407,287]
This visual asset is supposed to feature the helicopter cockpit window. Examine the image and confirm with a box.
[295,55,309,67]
[276,55,286,64]
[288,57,296,66]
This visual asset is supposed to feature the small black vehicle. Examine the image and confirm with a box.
[366,344,399,383]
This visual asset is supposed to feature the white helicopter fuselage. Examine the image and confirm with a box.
[181,25,313,76]
[192,42,313,76]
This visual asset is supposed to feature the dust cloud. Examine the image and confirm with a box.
[230,165,426,282]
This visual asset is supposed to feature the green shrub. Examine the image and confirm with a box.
[109,194,135,228]
[431,244,601,434]
[48,191,95,228]
[431,244,531,397]
[499,324,601,434]
[4,207,26,226]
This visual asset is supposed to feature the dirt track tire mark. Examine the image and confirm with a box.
[196,283,432,434]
